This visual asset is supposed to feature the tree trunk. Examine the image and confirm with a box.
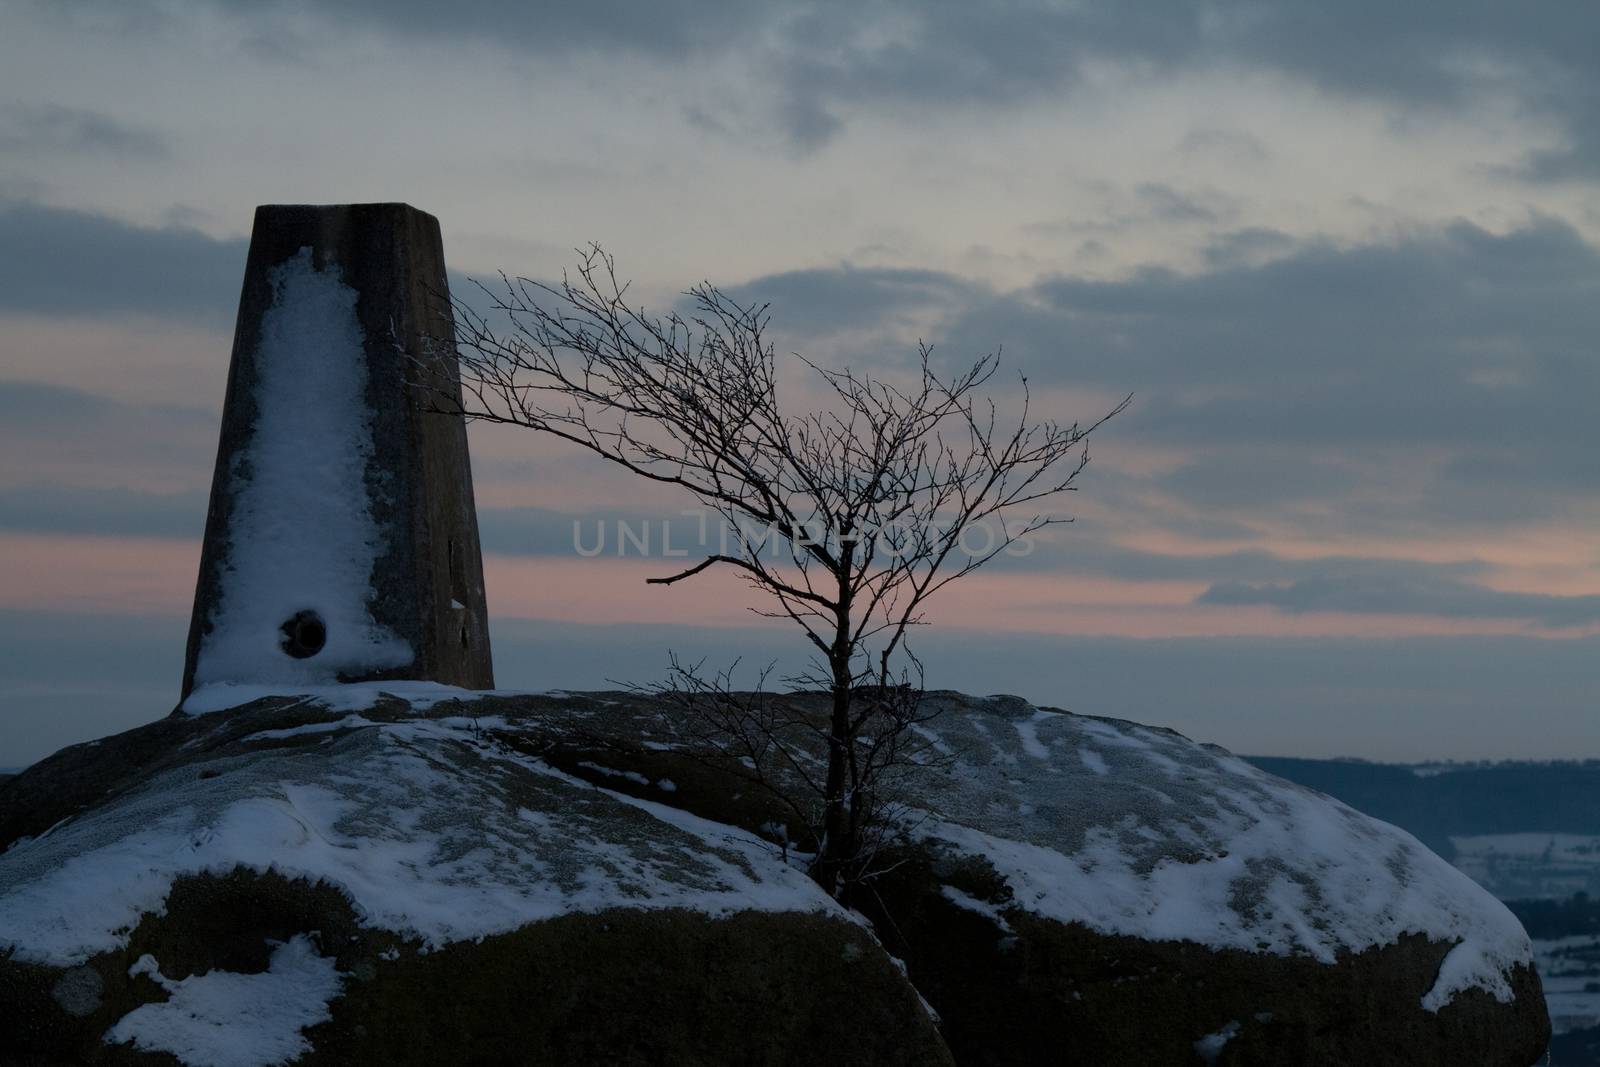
[813,595,854,897]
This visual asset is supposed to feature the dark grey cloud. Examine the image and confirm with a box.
[1019,535,1492,587]
[754,1,1198,143]
[0,484,207,539]
[1199,573,1600,629]
[1150,452,1360,510]
[753,0,1600,166]
[714,216,1599,538]
[1201,227,1297,267]
[1522,90,1600,180]
[48,1,1600,159]
[712,2,1600,163]
[739,217,1599,446]
[1208,1,1600,182]
[0,380,120,425]
[0,104,168,159]
[720,265,974,335]
[775,94,843,155]
[0,381,217,486]
[0,201,246,318]
[1025,218,1600,388]
[1134,183,1227,224]
[1004,530,1600,632]
[77,0,770,63]
[960,219,1600,459]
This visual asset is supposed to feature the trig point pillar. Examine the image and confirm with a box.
[182,203,494,696]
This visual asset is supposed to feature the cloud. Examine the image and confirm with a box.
[760,1,1600,168]
[708,217,1599,537]
[0,379,120,425]
[1024,217,1600,383]
[0,484,207,539]
[1134,183,1227,224]
[432,499,1600,634]
[55,1,1600,158]
[1200,227,1297,267]
[1149,452,1360,510]
[0,103,168,159]
[775,92,843,154]
[1198,573,1600,629]
[1178,127,1269,163]
[1026,184,1239,242]
[0,381,217,489]
[720,264,976,335]
[196,0,768,60]
[736,218,1600,438]
[0,201,246,318]
[963,219,1600,462]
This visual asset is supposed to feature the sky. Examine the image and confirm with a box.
[1,0,1597,767]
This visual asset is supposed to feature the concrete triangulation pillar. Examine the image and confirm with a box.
[182,203,494,697]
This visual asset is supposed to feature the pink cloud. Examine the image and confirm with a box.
[4,533,1585,643]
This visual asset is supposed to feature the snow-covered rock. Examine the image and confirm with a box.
[907,693,1531,1008]
[0,688,1550,1065]
[0,701,947,1066]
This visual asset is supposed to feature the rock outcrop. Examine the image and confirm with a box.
[0,686,1550,1065]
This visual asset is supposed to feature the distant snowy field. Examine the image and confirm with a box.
[1533,935,1600,1035]
[1450,833,1600,900]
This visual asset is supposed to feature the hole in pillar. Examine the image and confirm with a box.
[280,610,327,659]
[459,624,469,650]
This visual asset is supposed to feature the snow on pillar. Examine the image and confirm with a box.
[182,203,494,697]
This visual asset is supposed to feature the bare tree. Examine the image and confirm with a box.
[444,245,1127,896]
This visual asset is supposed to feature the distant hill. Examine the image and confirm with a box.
[1246,757,1600,860]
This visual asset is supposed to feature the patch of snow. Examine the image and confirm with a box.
[1013,711,1053,760]
[907,697,1533,1013]
[191,247,411,688]
[1422,939,1513,1012]
[104,935,343,1067]
[576,761,652,787]
[0,718,838,966]
[1193,1020,1239,1064]
[938,885,1013,933]
[181,680,483,717]
[239,715,377,743]
[3,816,73,856]
[881,947,941,1024]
